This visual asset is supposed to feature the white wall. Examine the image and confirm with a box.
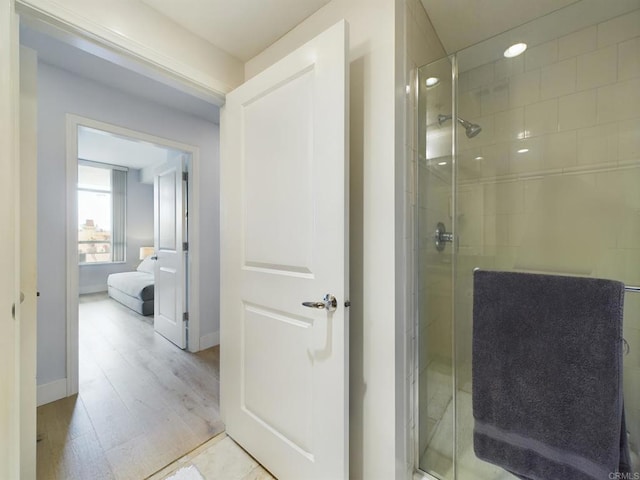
[16,0,243,96]
[246,2,402,478]
[37,62,221,387]
[78,168,154,294]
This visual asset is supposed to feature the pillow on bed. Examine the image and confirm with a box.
[137,256,155,274]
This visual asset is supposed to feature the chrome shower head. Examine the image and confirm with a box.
[460,119,482,138]
[437,114,482,139]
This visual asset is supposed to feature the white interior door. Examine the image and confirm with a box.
[154,153,187,349]
[1,2,20,477]
[220,20,349,480]
[20,45,38,480]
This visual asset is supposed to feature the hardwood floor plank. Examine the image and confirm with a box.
[37,293,224,479]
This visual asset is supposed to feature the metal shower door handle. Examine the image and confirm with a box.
[302,294,338,312]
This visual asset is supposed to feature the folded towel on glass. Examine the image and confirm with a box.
[472,270,633,480]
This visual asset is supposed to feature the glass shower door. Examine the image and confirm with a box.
[452,4,640,479]
[416,3,640,478]
[416,56,456,480]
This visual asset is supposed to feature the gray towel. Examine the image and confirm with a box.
[472,270,634,480]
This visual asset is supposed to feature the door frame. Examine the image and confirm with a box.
[65,114,202,396]
[6,1,227,477]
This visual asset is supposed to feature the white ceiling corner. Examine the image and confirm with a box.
[139,0,332,61]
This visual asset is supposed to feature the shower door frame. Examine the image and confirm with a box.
[411,52,460,480]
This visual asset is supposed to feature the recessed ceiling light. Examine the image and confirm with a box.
[504,43,527,58]
[474,156,484,161]
[425,77,440,87]
[517,148,529,154]
[438,161,447,166]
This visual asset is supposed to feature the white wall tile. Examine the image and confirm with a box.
[543,131,577,169]
[497,182,524,214]
[618,37,640,81]
[576,45,618,91]
[525,99,559,137]
[458,90,481,119]
[482,214,504,246]
[559,26,597,60]
[597,9,640,49]
[577,123,619,166]
[507,214,526,247]
[463,63,495,92]
[480,143,510,179]
[597,77,640,124]
[457,152,482,182]
[480,81,509,115]
[509,70,540,107]
[509,137,544,175]
[540,58,576,100]
[525,40,558,71]
[494,108,524,142]
[523,178,543,213]
[619,118,640,161]
[495,56,524,81]
[558,89,597,130]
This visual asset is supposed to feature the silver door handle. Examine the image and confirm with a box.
[302,294,337,312]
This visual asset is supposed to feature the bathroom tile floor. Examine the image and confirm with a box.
[148,433,275,480]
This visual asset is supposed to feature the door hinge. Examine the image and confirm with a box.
[183,312,189,322]
[182,172,188,182]
[183,242,188,251]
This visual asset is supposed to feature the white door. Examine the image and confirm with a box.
[20,45,38,480]
[220,20,349,480]
[154,154,187,348]
[1,2,20,477]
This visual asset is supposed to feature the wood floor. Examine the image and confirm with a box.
[36,293,224,480]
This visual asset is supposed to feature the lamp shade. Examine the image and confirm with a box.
[139,246,154,260]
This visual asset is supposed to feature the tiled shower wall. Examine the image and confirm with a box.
[452,8,640,455]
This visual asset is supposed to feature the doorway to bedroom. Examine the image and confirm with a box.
[36,123,224,479]
[21,15,225,477]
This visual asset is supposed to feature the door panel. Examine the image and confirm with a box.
[243,69,314,274]
[221,20,349,480]
[20,45,38,480]
[154,155,186,348]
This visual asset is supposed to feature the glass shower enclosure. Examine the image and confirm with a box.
[415,1,640,478]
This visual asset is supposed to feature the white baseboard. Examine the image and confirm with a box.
[79,284,107,295]
[200,331,220,349]
[37,379,68,406]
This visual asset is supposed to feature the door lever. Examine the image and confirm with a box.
[302,294,337,312]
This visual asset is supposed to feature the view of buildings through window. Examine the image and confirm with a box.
[78,163,125,263]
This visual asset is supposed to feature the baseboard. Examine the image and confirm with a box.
[200,331,220,349]
[37,379,68,406]
[79,284,107,295]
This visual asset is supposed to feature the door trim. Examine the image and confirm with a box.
[14,0,230,103]
[65,114,201,397]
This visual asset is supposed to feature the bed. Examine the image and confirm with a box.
[107,256,155,315]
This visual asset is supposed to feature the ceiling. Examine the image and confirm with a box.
[420,0,579,53]
[136,0,600,63]
[78,126,178,170]
[20,25,220,124]
[140,0,332,61]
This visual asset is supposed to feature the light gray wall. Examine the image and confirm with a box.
[37,62,220,386]
[78,168,154,294]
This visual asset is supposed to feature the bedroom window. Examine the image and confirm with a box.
[78,161,127,264]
